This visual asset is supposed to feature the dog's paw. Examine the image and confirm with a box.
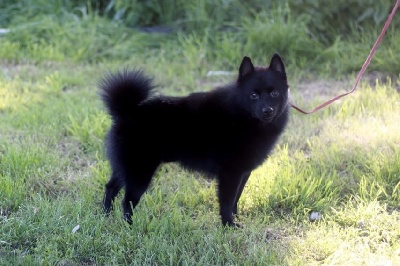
[123,213,133,225]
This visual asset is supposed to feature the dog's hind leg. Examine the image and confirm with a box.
[122,163,159,224]
[103,172,123,214]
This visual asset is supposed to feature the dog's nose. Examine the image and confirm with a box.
[262,107,274,115]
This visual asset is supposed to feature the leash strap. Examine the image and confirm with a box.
[290,0,400,115]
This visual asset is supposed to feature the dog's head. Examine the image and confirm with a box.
[236,53,289,123]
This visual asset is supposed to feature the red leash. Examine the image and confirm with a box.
[290,0,400,115]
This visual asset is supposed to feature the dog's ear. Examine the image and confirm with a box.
[238,56,254,81]
[269,53,286,78]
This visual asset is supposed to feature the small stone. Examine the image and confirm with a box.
[309,211,322,222]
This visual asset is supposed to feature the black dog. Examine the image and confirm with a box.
[100,53,289,227]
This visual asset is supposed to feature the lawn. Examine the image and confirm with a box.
[0,1,400,265]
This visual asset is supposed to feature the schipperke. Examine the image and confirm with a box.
[100,53,289,227]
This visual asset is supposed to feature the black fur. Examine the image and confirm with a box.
[100,53,289,227]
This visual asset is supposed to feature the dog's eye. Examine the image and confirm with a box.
[250,92,259,100]
[270,90,279,97]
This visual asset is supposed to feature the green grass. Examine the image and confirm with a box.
[1,1,400,265]
[1,60,399,266]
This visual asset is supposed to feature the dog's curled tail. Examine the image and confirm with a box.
[100,69,154,120]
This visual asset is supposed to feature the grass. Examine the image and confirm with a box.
[1,1,400,265]
[1,60,399,266]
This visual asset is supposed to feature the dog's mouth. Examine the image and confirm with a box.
[252,111,275,123]
[262,115,274,122]
[260,113,275,122]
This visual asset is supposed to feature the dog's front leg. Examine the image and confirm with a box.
[217,171,243,227]
[233,171,251,216]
